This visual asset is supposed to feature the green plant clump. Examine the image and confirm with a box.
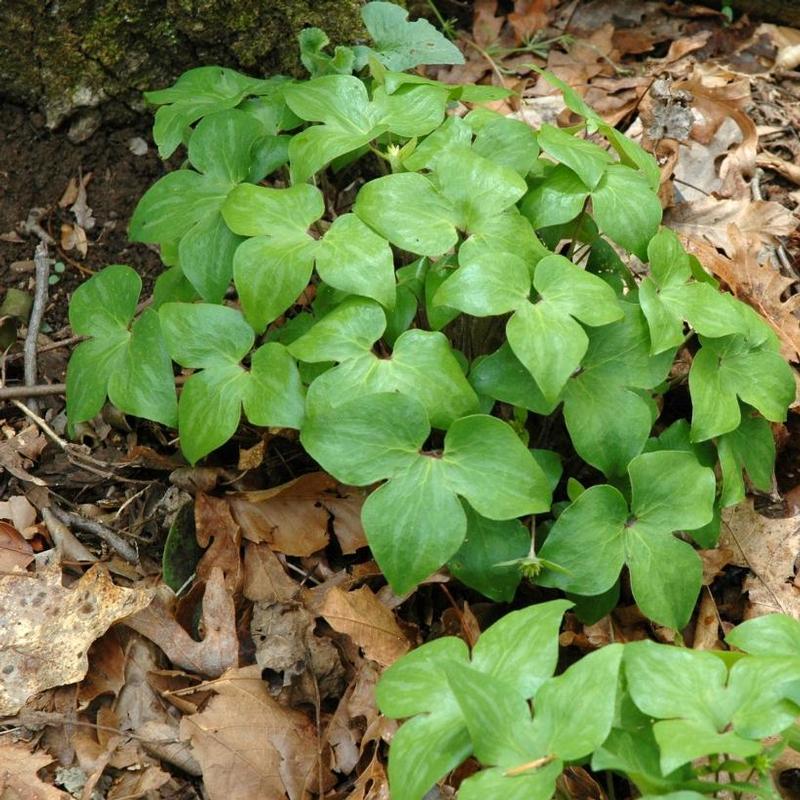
[64,4,798,798]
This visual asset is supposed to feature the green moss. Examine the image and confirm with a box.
[0,0,363,121]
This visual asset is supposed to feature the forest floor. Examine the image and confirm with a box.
[0,1,799,798]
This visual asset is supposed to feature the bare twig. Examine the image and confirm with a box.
[23,242,51,413]
[5,335,85,363]
[48,505,139,564]
[0,382,66,400]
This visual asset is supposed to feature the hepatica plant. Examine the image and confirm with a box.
[66,7,798,785]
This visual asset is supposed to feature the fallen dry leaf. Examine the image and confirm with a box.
[0,423,47,486]
[60,222,88,256]
[668,197,797,257]
[107,766,171,800]
[320,586,409,667]
[0,564,151,715]
[180,665,332,800]
[195,493,243,593]
[124,567,238,677]
[508,0,556,42]
[0,740,68,799]
[720,499,800,619]
[0,520,34,571]
[251,600,345,702]
[758,151,800,186]
[345,755,390,800]
[0,493,37,532]
[693,589,721,650]
[243,541,299,603]
[229,472,365,557]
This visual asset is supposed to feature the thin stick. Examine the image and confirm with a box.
[23,242,51,413]
[48,505,139,564]
[0,382,66,400]
[0,373,188,401]
[5,336,85,363]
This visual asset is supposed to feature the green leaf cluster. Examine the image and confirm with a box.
[66,2,795,645]
[379,608,800,800]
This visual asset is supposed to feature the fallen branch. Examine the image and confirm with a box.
[48,505,140,564]
[23,242,51,413]
[0,383,66,400]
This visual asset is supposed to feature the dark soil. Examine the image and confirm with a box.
[0,103,166,335]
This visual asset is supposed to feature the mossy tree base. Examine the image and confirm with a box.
[0,0,363,127]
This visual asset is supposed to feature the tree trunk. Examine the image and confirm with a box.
[0,0,363,130]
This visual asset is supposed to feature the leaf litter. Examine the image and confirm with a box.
[3,1,800,797]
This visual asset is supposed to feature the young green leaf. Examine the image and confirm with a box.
[561,303,675,475]
[717,405,775,507]
[66,265,177,428]
[447,506,530,602]
[302,393,551,592]
[591,164,663,260]
[689,333,795,441]
[292,297,478,428]
[640,229,745,352]
[538,451,714,628]
[297,27,355,77]
[130,109,265,302]
[727,614,800,657]
[354,172,459,256]
[353,1,465,71]
[507,254,624,402]
[145,67,276,158]
[520,164,590,230]
[159,303,303,462]
[378,601,571,800]
[537,124,612,189]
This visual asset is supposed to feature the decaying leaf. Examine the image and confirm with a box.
[0,564,151,715]
[250,600,345,701]
[0,423,48,486]
[321,586,409,667]
[720,499,800,619]
[124,567,237,677]
[0,740,68,799]
[180,665,333,800]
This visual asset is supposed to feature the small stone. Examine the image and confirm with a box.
[127,136,148,156]
[67,109,102,144]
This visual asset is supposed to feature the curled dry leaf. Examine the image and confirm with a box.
[678,73,756,198]
[0,520,34,571]
[124,567,238,677]
[320,586,410,667]
[720,499,800,619]
[180,665,333,800]
[228,471,366,557]
[0,493,37,532]
[0,740,68,800]
[195,493,243,593]
[0,564,151,715]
